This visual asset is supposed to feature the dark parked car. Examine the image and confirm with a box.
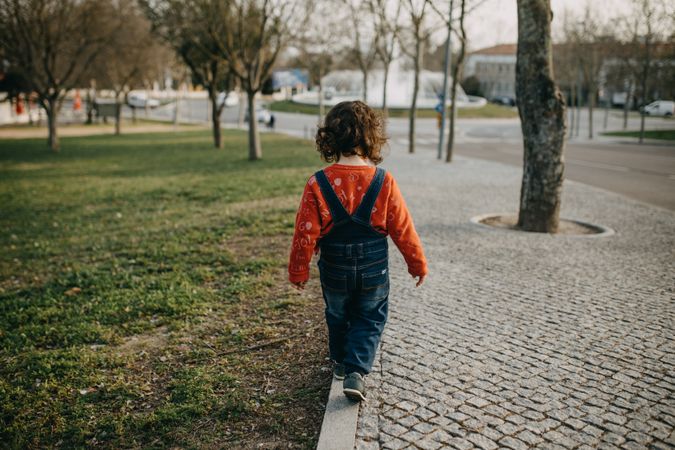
[490,96,517,107]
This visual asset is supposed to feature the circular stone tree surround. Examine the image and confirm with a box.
[470,214,615,237]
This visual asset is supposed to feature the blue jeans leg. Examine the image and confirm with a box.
[343,292,388,375]
[343,258,390,375]
[322,287,349,363]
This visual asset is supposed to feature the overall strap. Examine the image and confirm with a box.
[353,167,386,224]
[314,169,350,224]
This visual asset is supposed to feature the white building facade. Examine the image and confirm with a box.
[463,44,517,100]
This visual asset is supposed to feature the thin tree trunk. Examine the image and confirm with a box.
[362,69,368,102]
[639,72,648,144]
[516,0,566,233]
[318,67,324,122]
[623,81,632,130]
[408,38,422,154]
[569,88,575,138]
[45,97,60,152]
[247,91,262,160]
[382,62,390,119]
[603,90,610,130]
[447,0,467,163]
[209,87,223,148]
[115,100,122,135]
[86,89,94,125]
[588,85,595,139]
[238,90,246,128]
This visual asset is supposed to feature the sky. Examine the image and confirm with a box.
[462,0,636,51]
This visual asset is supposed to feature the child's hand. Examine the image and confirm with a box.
[291,280,307,291]
[415,275,425,287]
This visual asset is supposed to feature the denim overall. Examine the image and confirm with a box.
[315,167,389,375]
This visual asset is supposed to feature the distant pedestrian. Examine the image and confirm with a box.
[288,101,428,402]
[268,113,275,130]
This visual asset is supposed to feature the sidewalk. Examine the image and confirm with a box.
[353,144,674,449]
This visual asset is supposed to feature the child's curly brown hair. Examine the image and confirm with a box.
[315,101,387,164]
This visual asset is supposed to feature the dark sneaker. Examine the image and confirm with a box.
[343,372,366,402]
[333,362,346,380]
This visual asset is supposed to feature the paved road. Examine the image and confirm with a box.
[136,102,675,210]
[355,143,675,450]
[423,141,675,211]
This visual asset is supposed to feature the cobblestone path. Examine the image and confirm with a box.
[355,146,675,450]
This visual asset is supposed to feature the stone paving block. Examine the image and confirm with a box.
[446,437,473,450]
[352,148,675,450]
[467,432,498,450]
[499,436,529,450]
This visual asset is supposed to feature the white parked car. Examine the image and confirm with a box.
[127,93,160,109]
[216,91,239,107]
[642,100,674,117]
[245,104,272,124]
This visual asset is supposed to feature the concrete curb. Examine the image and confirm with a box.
[469,213,616,238]
[316,377,360,450]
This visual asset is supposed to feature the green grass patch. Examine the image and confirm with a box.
[0,130,330,449]
[269,99,519,119]
[602,129,675,141]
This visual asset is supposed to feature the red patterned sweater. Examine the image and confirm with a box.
[288,163,428,283]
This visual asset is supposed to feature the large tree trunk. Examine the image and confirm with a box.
[447,0,467,163]
[408,38,422,154]
[247,91,262,160]
[209,87,223,148]
[45,98,60,152]
[516,0,566,233]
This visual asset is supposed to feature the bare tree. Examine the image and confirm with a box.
[562,4,609,140]
[368,0,403,118]
[621,0,673,143]
[142,0,234,149]
[0,0,118,151]
[294,0,342,121]
[98,1,165,135]
[445,0,466,162]
[399,0,433,154]
[430,0,486,161]
[343,0,380,103]
[208,0,302,160]
[516,0,566,233]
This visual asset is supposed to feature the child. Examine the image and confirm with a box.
[288,101,428,402]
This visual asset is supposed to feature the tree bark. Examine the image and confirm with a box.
[209,86,223,148]
[515,0,566,233]
[247,91,262,160]
[447,0,467,163]
[408,37,422,154]
[45,97,60,152]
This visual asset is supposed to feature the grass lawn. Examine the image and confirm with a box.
[602,129,675,141]
[0,130,330,449]
[269,100,519,119]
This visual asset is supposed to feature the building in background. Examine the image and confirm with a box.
[463,44,517,102]
[270,69,309,100]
